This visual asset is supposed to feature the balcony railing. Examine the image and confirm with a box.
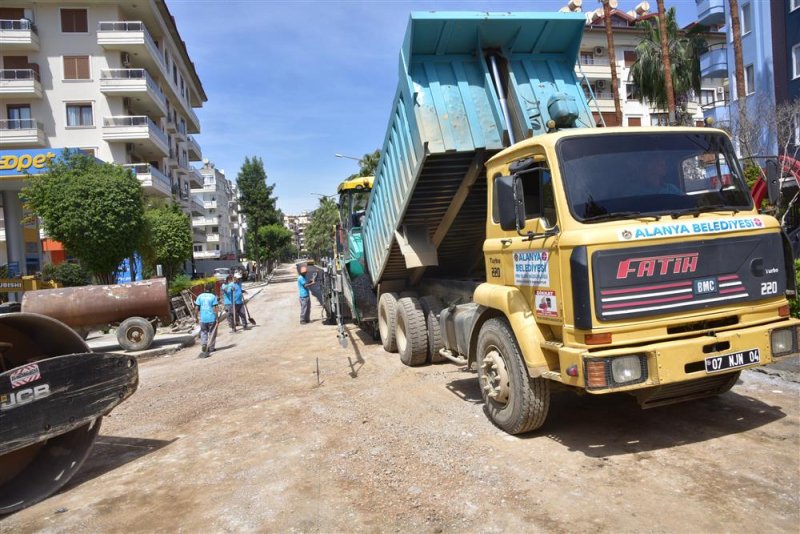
[579,57,610,66]
[123,162,171,186]
[97,21,164,71]
[104,115,168,146]
[0,19,37,32]
[0,68,39,81]
[0,118,39,130]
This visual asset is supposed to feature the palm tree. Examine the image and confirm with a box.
[629,7,707,125]
[599,1,622,125]
[656,0,676,123]
[728,0,746,102]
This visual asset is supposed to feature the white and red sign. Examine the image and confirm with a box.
[10,363,41,389]
[534,290,558,318]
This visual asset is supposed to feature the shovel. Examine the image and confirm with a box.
[243,299,256,325]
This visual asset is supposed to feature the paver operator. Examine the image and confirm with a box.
[195,282,219,357]
[298,265,315,324]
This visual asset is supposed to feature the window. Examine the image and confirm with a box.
[628,117,642,127]
[63,56,90,80]
[650,113,668,126]
[795,112,800,145]
[78,147,95,156]
[623,50,637,68]
[6,104,32,129]
[793,43,800,79]
[66,103,93,127]
[625,83,641,100]
[741,3,752,35]
[745,64,755,94]
[700,89,715,106]
[61,8,88,33]
[792,0,799,11]
[193,245,202,252]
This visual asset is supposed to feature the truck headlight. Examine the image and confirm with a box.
[611,356,643,384]
[770,327,798,357]
[585,354,648,389]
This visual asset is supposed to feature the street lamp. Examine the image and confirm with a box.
[335,153,361,162]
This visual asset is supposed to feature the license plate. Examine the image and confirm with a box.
[705,348,760,373]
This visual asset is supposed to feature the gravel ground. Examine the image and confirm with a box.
[2,264,799,533]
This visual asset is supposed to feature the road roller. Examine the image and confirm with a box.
[0,313,138,514]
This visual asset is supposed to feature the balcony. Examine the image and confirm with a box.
[700,43,727,79]
[0,69,41,98]
[97,21,165,77]
[206,233,220,243]
[576,56,611,78]
[103,116,168,157]
[188,168,204,188]
[0,119,45,146]
[186,135,202,161]
[123,163,171,197]
[0,19,39,51]
[193,250,220,259]
[584,90,619,112]
[192,216,218,227]
[204,200,218,210]
[100,69,167,117]
[701,99,730,128]
[696,0,726,27]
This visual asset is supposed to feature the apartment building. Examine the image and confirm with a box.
[575,4,726,127]
[283,213,309,255]
[0,1,206,275]
[771,0,800,154]
[192,161,236,261]
[229,183,246,259]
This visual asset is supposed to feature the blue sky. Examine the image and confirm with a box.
[167,0,701,216]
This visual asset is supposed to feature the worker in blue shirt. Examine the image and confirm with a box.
[195,282,219,357]
[298,265,315,324]
[232,273,249,329]
[221,275,237,332]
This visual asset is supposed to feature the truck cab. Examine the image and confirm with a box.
[466,126,800,432]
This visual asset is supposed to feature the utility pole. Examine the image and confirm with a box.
[656,0,676,124]
[600,0,623,126]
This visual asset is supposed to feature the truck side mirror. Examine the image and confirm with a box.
[766,159,780,205]
[496,175,527,231]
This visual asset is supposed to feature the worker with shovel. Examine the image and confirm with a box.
[232,273,250,330]
[195,282,219,358]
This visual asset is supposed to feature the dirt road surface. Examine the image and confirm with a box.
[2,264,799,533]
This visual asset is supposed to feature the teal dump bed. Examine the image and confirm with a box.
[363,11,593,286]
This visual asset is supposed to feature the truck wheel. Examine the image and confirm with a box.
[419,296,445,363]
[477,318,549,434]
[378,292,399,352]
[117,317,155,351]
[396,297,428,366]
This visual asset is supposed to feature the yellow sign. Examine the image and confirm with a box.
[0,279,24,292]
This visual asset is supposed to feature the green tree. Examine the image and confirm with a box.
[304,197,339,260]
[629,8,707,124]
[22,152,144,283]
[140,203,193,281]
[41,262,91,287]
[236,156,280,268]
[347,149,381,180]
[259,223,294,262]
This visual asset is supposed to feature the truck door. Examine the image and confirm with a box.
[486,156,562,324]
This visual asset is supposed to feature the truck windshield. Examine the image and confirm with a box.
[557,132,753,222]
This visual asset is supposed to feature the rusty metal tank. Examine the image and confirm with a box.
[21,278,171,329]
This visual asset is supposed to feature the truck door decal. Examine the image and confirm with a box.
[513,250,550,286]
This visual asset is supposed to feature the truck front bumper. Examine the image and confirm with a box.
[556,319,800,396]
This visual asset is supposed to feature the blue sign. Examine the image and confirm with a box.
[0,148,70,177]
[7,262,19,277]
[117,255,143,283]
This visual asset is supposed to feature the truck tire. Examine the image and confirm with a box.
[477,318,549,434]
[378,292,399,353]
[116,317,155,351]
[396,297,428,367]
[419,295,445,363]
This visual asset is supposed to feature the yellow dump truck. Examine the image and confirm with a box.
[327,12,799,434]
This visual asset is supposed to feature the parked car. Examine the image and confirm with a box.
[214,267,231,281]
